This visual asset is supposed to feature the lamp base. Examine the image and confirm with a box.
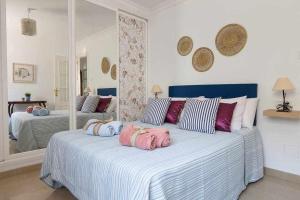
[276,102,292,112]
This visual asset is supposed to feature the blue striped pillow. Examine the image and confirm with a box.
[178,98,220,134]
[141,98,171,126]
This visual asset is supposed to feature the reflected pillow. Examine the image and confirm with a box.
[215,102,237,132]
[165,101,186,124]
[76,96,87,111]
[96,98,112,113]
[106,97,117,113]
[81,96,100,113]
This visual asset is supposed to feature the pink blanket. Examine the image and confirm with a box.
[119,124,170,150]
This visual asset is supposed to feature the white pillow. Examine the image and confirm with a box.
[242,98,259,128]
[106,97,117,113]
[221,96,247,131]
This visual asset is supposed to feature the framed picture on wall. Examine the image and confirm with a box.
[13,63,35,83]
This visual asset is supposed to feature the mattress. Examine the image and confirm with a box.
[41,122,263,200]
[10,110,116,152]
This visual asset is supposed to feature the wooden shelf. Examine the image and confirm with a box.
[263,109,300,119]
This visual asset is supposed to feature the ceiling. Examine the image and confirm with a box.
[129,0,170,10]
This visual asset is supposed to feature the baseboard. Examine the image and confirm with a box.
[265,167,300,185]
[0,153,43,173]
[0,163,41,179]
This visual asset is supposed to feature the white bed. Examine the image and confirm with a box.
[10,110,116,152]
[41,121,264,200]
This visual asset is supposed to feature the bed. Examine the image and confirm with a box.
[10,88,117,153]
[10,110,116,152]
[41,84,264,200]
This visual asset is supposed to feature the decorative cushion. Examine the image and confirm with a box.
[81,96,100,113]
[141,98,171,126]
[176,96,205,122]
[221,96,247,131]
[215,102,237,132]
[106,97,117,113]
[178,98,220,134]
[96,98,112,113]
[76,96,87,111]
[165,101,186,124]
[242,98,259,128]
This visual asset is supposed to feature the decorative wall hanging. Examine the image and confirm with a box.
[119,12,147,122]
[21,8,37,36]
[192,47,214,72]
[216,24,247,56]
[111,64,116,80]
[177,36,193,56]
[13,63,35,83]
[101,57,110,74]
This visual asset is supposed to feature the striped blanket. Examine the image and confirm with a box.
[41,122,263,200]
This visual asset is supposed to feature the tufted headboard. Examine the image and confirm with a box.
[169,83,257,99]
[97,88,117,96]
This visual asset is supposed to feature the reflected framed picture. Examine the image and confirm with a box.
[13,63,35,83]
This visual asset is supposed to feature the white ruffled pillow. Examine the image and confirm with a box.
[242,98,259,128]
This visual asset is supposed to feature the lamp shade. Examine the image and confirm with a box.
[21,18,36,36]
[151,85,162,94]
[84,87,91,93]
[273,77,295,91]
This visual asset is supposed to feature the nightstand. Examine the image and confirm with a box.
[263,109,300,119]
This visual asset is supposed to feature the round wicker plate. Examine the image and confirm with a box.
[111,64,116,80]
[177,36,193,56]
[101,57,110,74]
[216,24,247,56]
[192,47,214,72]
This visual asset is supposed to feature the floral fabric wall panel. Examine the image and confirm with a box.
[119,13,147,122]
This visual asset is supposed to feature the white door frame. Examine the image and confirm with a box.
[0,0,147,172]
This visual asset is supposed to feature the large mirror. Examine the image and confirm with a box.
[75,0,118,128]
[6,0,69,154]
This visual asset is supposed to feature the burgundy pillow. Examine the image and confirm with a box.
[215,102,237,132]
[165,101,186,124]
[96,98,112,113]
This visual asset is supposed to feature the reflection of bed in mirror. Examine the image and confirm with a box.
[9,88,117,153]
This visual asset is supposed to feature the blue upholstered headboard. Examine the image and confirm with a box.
[169,84,257,99]
[97,88,117,96]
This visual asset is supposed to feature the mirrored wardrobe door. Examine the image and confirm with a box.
[75,0,118,129]
[6,0,70,155]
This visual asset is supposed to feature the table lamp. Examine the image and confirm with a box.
[151,85,162,98]
[84,87,92,96]
[273,77,295,112]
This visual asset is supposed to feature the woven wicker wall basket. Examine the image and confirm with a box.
[101,57,110,74]
[177,36,193,56]
[111,64,117,80]
[216,24,247,56]
[192,47,214,72]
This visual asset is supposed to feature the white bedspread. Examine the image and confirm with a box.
[10,110,116,152]
[41,122,263,200]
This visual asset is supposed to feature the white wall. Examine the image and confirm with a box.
[76,26,117,95]
[149,0,300,175]
[6,2,68,110]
